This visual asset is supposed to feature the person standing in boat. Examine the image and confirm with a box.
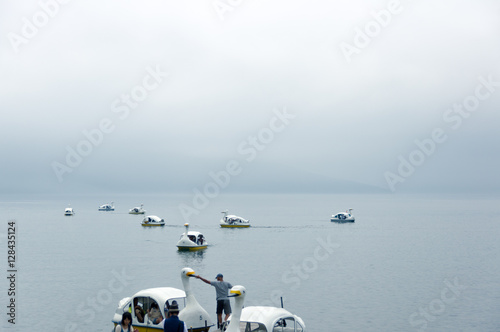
[195,273,232,329]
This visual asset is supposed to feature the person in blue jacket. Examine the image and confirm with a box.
[161,301,187,332]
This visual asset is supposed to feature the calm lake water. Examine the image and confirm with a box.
[1,193,499,331]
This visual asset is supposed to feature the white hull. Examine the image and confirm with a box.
[331,217,355,222]
[220,221,250,228]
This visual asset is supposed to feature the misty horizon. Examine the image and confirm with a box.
[2,1,499,196]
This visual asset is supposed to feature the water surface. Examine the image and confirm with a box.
[1,193,499,331]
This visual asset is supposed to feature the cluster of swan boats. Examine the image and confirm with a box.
[64,203,250,251]
[66,203,354,224]
[64,202,146,215]
[65,202,353,253]
[112,267,306,332]
[65,204,251,228]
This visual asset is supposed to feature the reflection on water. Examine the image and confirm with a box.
[177,248,206,265]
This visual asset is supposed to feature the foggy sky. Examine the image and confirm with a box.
[1,0,499,195]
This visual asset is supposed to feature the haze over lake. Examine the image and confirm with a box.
[1,1,500,331]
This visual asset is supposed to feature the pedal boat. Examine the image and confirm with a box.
[129,204,146,214]
[220,210,250,228]
[225,285,306,332]
[64,206,74,216]
[98,202,115,211]
[141,215,165,226]
[111,287,186,332]
[177,223,207,251]
[331,208,355,222]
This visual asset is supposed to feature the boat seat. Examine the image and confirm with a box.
[272,328,295,332]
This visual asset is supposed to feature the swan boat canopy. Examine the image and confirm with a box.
[179,267,214,332]
[111,287,186,332]
[331,208,355,222]
[64,207,74,216]
[141,215,165,226]
[98,202,115,211]
[236,306,306,332]
[220,210,250,228]
[225,285,306,332]
[177,223,208,251]
[129,204,146,214]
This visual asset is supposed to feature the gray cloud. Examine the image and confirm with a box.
[1,0,499,194]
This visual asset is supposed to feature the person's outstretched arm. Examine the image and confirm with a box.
[195,275,211,285]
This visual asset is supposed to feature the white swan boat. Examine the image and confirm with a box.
[64,206,74,216]
[141,215,165,227]
[177,223,208,251]
[129,204,146,214]
[98,202,115,211]
[220,210,250,228]
[111,287,186,331]
[225,285,306,332]
[331,208,355,222]
[178,267,214,331]
[224,285,246,332]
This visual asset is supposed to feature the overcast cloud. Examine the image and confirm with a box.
[1,0,499,195]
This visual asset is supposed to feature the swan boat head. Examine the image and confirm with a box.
[225,285,246,332]
[178,267,214,331]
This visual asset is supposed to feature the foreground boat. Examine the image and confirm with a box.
[129,204,146,214]
[225,285,306,332]
[177,223,207,251]
[141,215,165,226]
[112,287,186,331]
[331,208,355,222]
[98,202,115,211]
[220,210,250,228]
[237,306,306,331]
